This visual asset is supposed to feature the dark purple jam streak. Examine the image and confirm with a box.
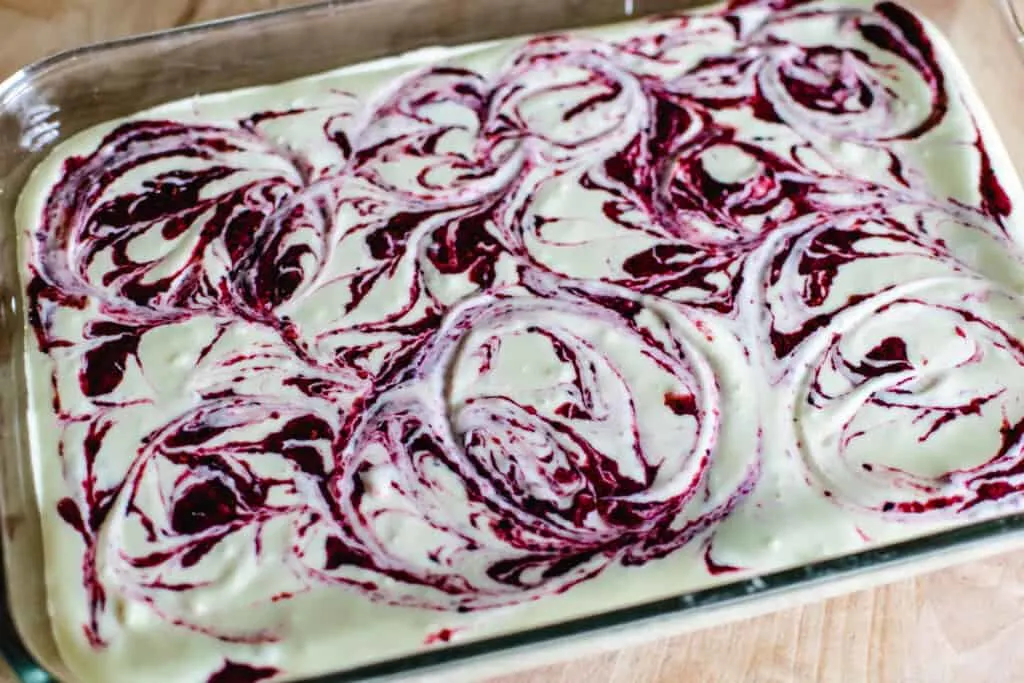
[24,1,1024,676]
[207,661,279,683]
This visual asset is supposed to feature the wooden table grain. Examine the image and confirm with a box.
[3,2,1024,682]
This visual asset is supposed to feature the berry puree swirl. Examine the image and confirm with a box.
[15,1,1024,681]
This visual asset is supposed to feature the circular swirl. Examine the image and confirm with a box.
[758,201,1022,359]
[516,97,794,311]
[317,290,759,609]
[486,38,648,166]
[519,158,749,311]
[654,136,817,245]
[93,396,340,640]
[753,3,946,142]
[790,280,1024,516]
[34,121,303,323]
[356,67,525,205]
[232,181,339,316]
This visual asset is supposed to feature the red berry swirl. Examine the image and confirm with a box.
[19,0,1023,673]
[787,280,1024,515]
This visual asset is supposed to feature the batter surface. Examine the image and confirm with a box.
[16,1,1024,681]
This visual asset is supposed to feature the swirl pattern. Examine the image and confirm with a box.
[790,280,1024,515]
[17,0,1024,679]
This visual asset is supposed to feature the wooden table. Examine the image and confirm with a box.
[3,1,1024,682]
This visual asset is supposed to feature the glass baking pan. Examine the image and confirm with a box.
[3,0,1024,681]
